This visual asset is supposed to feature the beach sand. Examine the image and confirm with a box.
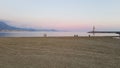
[0,37,120,68]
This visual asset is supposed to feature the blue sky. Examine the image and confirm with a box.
[0,0,120,31]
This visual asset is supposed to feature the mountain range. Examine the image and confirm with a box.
[0,21,56,31]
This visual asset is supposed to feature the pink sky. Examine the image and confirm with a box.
[0,0,120,31]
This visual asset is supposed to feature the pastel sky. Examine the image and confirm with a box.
[0,0,120,31]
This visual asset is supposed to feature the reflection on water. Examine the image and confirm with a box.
[0,31,118,37]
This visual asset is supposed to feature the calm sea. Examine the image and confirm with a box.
[0,31,118,37]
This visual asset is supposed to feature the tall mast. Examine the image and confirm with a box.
[93,26,95,36]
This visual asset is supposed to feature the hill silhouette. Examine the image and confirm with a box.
[0,21,39,31]
[0,21,56,31]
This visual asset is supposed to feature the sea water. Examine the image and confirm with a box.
[0,31,118,37]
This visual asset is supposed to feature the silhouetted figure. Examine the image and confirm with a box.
[88,35,91,37]
[44,34,47,37]
[74,35,78,37]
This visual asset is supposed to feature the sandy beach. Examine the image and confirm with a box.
[0,37,120,68]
